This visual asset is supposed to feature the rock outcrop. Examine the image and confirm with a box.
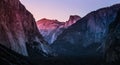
[51,4,120,56]
[37,15,81,44]
[64,15,81,28]
[0,0,52,56]
[37,18,65,44]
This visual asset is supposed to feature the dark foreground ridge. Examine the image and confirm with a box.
[0,44,32,65]
[0,43,119,65]
[0,43,105,65]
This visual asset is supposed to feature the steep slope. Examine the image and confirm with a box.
[64,15,81,28]
[37,15,81,44]
[105,9,120,63]
[51,4,120,56]
[0,44,32,65]
[0,0,52,56]
[37,18,65,44]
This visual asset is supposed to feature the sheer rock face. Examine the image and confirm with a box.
[105,9,120,63]
[37,15,81,44]
[0,0,51,56]
[51,4,120,56]
[64,15,81,28]
[37,18,65,44]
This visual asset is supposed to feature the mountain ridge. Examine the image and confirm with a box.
[51,4,120,56]
[37,15,81,44]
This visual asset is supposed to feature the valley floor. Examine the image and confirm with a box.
[0,44,119,65]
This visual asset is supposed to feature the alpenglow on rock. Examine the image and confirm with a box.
[51,4,120,56]
[64,15,81,28]
[0,0,52,56]
[37,15,81,44]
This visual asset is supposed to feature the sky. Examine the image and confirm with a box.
[20,0,120,22]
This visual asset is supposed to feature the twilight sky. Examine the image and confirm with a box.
[20,0,120,22]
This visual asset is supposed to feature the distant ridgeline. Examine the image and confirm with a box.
[37,15,81,44]
[51,4,120,63]
[0,0,120,65]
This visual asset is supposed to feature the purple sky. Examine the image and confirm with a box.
[20,0,120,22]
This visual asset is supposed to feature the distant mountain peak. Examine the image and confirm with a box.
[65,15,81,28]
[37,15,81,44]
[69,15,81,20]
[51,3,120,56]
[37,18,63,24]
